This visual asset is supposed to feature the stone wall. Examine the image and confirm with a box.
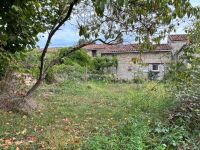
[105,52,171,80]
[86,49,102,57]
[0,73,36,100]
[167,39,187,56]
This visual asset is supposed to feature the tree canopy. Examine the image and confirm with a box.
[0,0,43,52]
[78,0,198,46]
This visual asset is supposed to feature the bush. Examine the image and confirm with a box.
[166,22,200,103]
[161,22,200,149]
[92,56,118,74]
[89,74,117,82]
[132,77,145,84]
[59,48,92,67]
[45,68,56,84]
[0,52,20,79]
[167,46,200,101]
[56,64,84,81]
[148,71,159,80]
[40,48,92,83]
[45,63,84,83]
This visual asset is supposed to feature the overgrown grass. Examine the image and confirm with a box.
[0,81,175,149]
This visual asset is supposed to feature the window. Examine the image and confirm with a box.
[152,64,159,71]
[92,50,97,57]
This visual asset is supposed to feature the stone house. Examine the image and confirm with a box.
[84,34,188,80]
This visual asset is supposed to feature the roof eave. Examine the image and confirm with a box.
[101,50,171,54]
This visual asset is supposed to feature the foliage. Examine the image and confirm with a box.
[131,57,142,64]
[168,21,200,102]
[0,49,41,79]
[45,68,56,84]
[78,0,198,49]
[132,77,145,84]
[148,71,159,80]
[0,0,46,53]
[0,0,69,77]
[59,48,92,67]
[18,50,41,77]
[45,48,92,83]
[0,51,32,78]
[0,52,14,78]
[144,95,200,149]
[44,49,119,83]
[89,74,117,83]
[92,56,118,74]
[45,48,119,83]
[160,21,200,150]
[46,63,84,83]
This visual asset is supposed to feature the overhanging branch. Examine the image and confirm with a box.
[26,0,79,96]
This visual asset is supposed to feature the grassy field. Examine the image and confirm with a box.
[0,81,174,149]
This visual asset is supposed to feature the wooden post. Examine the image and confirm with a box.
[84,64,88,82]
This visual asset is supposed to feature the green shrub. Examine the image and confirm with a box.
[148,71,159,80]
[158,22,200,149]
[167,22,200,102]
[45,63,84,83]
[57,64,84,81]
[45,67,56,84]
[132,77,145,84]
[20,50,40,77]
[42,48,92,83]
[0,51,31,79]
[59,48,91,67]
[0,52,13,78]
[92,56,118,74]
[89,74,117,82]
[145,118,200,149]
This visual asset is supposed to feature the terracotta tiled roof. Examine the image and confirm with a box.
[155,44,172,50]
[168,34,188,41]
[83,44,171,54]
[83,44,107,50]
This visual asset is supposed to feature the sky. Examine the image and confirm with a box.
[37,0,200,48]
